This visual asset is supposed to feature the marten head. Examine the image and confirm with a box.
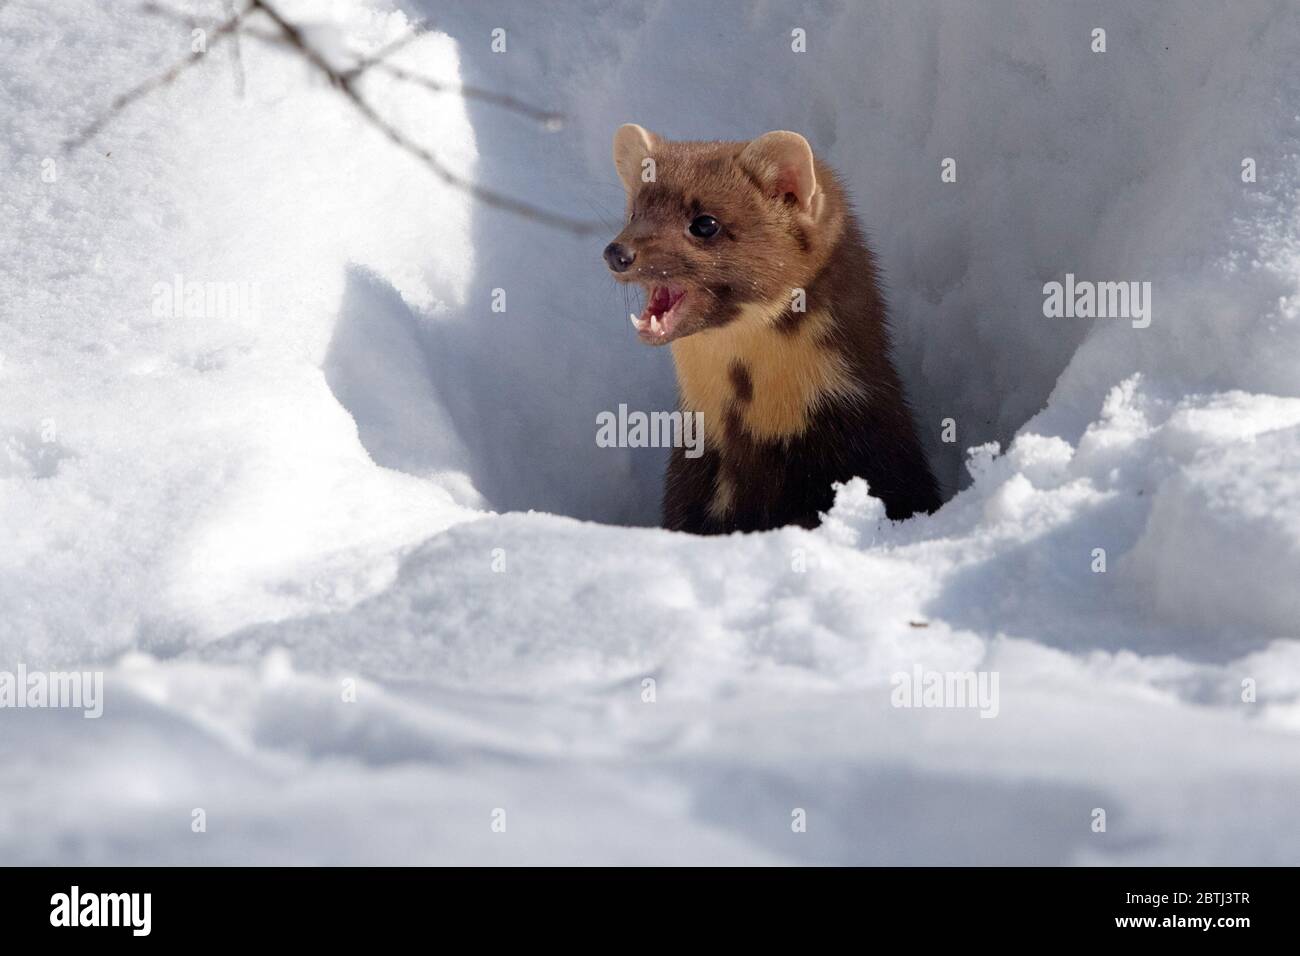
[604,125,844,346]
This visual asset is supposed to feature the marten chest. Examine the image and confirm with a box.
[671,307,860,446]
[670,307,865,521]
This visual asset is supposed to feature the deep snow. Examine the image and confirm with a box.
[1,0,1299,864]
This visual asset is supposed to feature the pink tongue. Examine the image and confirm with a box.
[639,287,683,332]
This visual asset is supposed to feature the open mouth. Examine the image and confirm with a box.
[629,283,688,344]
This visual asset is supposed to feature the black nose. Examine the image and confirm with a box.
[603,242,635,273]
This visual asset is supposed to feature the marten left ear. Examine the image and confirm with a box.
[740,131,818,215]
[613,123,658,194]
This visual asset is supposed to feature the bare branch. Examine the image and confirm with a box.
[371,62,564,129]
[224,0,247,96]
[348,24,433,74]
[65,3,247,152]
[139,0,247,95]
[249,0,599,235]
[139,1,214,29]
[334,19,565,127]
[139,1,278,45]
[67,0,600,235]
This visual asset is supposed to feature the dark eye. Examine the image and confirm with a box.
[688,214,720,238]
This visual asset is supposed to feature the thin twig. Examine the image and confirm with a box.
[140,1,278,45]
[371,61,564,128]
[348,24,432,74]
[250,0,598,235]
[68,0,600,235]
[223,0,246,96]
[237,17,563,127]
[65,3,248,151]
[139,0,247,95]
[139,1,214,29]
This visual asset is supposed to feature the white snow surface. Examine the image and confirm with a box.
[2,0,1299,863]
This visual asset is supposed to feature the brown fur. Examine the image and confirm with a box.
[606,127,941,532]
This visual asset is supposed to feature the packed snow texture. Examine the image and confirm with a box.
[2,0,1299,863]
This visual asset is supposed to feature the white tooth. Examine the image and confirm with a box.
[651,315,662,335]
[630,313,640,328]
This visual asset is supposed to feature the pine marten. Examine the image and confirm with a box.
[603,125,941,534]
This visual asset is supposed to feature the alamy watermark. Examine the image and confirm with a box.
[50,886,150,936]
[1042,273,1151,329]
[151,273,261,324]
[596,403,705,458]
[0,665,103,718]
[890,666,1000,718]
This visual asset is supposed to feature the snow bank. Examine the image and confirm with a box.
[1,0,478,658]
[1,0,1298,864]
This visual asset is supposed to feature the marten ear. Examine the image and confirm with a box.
[740,130,818,215]
[613,124,658,194]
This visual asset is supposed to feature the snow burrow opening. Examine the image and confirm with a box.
[324,1,1298,527]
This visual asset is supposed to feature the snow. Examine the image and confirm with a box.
[1,0,1298,864]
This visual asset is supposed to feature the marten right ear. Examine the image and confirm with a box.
[613,124,658,193]
[739,130,818,216]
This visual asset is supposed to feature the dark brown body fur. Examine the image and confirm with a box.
[663,209,940,532]
[606,127,941,533]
